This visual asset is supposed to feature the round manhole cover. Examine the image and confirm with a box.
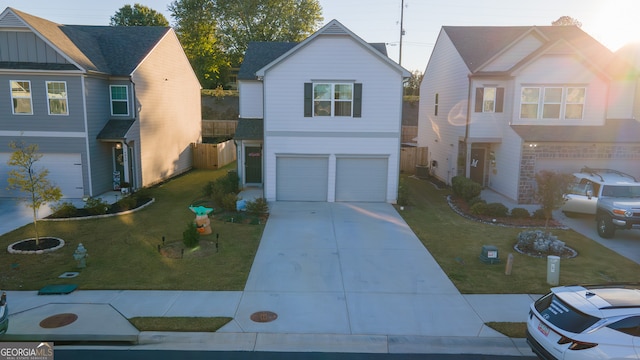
[40,313,78,328]
[250,311,278,323]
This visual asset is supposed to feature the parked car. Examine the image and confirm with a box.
[561,168,640,238]
[526,284,640,360]
[0,292,7,335]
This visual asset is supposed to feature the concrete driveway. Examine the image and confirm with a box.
[220,202,501,337]
[0,198,51,237]
[555,211,640,264]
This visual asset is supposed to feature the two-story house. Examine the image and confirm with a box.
[235,20,410,203]
[417,25,640,204]
[0,7,201,199]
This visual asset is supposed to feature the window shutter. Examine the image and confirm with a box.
[304,83,312,117]
[495,87,504,113]
[353,83,362,117]
[475,88,484,112]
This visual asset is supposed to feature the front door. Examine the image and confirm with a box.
[469,148,485,185]
[114,146,134,190]
[245,146,262,184]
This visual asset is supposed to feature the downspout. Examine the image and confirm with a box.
[464,74,473,179]
[81,75,94,196]
[128,77,137,189]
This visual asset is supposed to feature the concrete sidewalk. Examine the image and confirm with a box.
[3,289,536,355]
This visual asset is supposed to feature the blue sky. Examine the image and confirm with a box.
[3,0,640,72]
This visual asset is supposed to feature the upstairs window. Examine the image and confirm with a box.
[474,87,504,113]
[520,86,586,120]
[11,80,33,115]
[110,85,129,116]
[304,82,362,118]
[47,81,68,115]
[434,93,439,116]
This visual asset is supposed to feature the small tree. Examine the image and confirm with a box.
[6,141,62,245]
[534,170,573,230]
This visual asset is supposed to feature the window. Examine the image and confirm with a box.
[314,83,352,117]
[520,87,540,119]
[474,87,504,113]
[304,82,362,118]
[520,86,586,120]
[434,93,439,116]
[110,85,129,116]
[11,80,33,114]
[565,87,585,119]
[46,81,68,115]
[542,87,562,119]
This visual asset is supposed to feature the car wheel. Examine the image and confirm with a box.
[597,215,615,238]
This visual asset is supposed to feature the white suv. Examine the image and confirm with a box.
[561,168,640,238]
[527,284,640,360]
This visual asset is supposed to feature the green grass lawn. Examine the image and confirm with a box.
[397,175,640,295]
[0,163,263,291]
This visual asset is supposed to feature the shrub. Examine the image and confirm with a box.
[51,201,78,218]
[112,196,137,212]
[470,202,488,215]
[532,208,546,220]
[206,171,240,205]
[451,176,481,202]
[484,202,508,217]
[510,207,530,219]
[467,196,485,207]
[84,197,109,215]
[245,197,269,216]
[132,187,152,201]
[182,222,200,248]
[220,193,238,212]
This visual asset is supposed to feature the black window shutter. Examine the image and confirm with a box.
[495,87,504,113]
[475,88,484,112]
[304,83,312,117]
[353,83,362,117]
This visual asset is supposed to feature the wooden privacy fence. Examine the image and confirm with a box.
[400,146,428,174]
[192,140,237,169]
[401,125,418,143]
[202,120,238,137]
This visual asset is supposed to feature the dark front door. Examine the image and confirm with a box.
[469,148,485,185]
[245,146,262,183]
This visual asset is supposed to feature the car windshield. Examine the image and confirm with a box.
[534,292,600,333]
[601,185,640,198]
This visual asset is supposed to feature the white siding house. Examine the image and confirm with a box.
[418,26,640,204]
[235,20,410,203]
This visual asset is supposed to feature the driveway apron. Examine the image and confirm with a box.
[224,202,492,337]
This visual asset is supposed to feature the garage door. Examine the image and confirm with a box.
[0,153,84,198]
[276,156,328,201]
[336,157,388,202]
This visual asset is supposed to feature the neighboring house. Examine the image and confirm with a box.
[235,20,410,203]
[0,7,201,199]
[417,25,640,204]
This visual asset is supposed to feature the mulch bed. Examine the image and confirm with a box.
[9,237,62,251]
[46,196,153,219]
[447,195,566,229]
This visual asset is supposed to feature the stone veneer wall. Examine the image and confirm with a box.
[518,143,640,204]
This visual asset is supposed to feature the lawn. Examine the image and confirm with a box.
[397,175,640,295]
[0,163,264,291]
[2,168,639,295]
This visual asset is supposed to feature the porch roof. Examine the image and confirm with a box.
[511,119,640,143]
[234,118,263,140]
[97,119,135,141]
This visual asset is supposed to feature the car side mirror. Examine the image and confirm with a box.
[586,190,593,199]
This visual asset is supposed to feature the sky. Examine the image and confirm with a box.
[3,0,640,72]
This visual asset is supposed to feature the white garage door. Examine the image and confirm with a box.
[276,156,328,201]
[0,153,84,198]
[336,157,388,202]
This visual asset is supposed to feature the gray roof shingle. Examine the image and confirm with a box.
[443,26,615,74]
[10,7,169,75]
[234,118,264,140]
[511,119,640,143]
